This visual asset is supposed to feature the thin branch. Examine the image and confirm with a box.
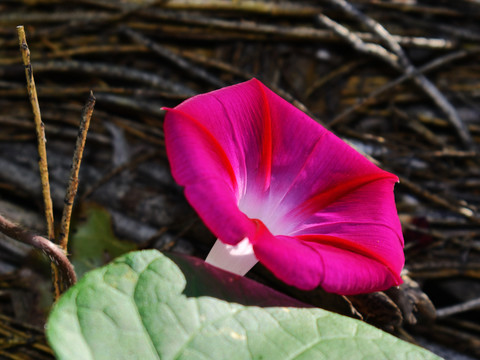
[16,25,63,298]
[326,0,409,67]
[329,48,480,127]
[16,26,55,243]
[319,0,474,149]
[317,13,399,67]
[437,297,480,318]
[398,176,478,224]
[0,214,77,287]
[143,10,453,49]
[122,26,226,88]
[155,0,321,16]
[58,92,96,251]
[31,60,196,96]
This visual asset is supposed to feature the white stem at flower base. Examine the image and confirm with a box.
[205,238,259,276]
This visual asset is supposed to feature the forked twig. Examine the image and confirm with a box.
[122,26,226,88]
[58,92,96,251]
[329,49,480,127]
[319,0,474,149]
[317,13,398,66]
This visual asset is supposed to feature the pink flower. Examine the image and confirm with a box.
[163,79,404,295]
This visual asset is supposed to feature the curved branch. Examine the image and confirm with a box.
[0,213,77,288]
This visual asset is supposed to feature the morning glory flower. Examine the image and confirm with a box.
[163,79,404,295]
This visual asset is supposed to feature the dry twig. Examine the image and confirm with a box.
[30,60,195,96]
[16,25,63,298]
[58,92,96,251]
[329,48,480,128]
[436,297,480,318]
[319,0,474,149]
[122,26,226,88]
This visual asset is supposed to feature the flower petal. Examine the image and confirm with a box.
[290,179,404,277]
[167,79,274,197]
[249,220,401,294]
[164,107,255,245]
[164,79,283,242]
[247,220,324,290]
[163,107,238,192]
[184,180,256,245]
[297,234,402,294]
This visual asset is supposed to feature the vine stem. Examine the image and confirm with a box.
[0,214,77,287]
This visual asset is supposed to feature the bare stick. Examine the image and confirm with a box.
[17,26,55,242]
[325,0,408,67]
[158,0,320,16]
[142,9,452,50]
[437,297,480,318]
[122,27,226,88]
[16,25,63,298]
[0,214,76,287]
[317,13,398,67]
[31,59,195,96]
[319,0,474,149]
[398,176,477,223]
[58,91,96,251]
[329,49,478,127]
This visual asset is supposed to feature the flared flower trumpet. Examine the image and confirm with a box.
[163,79,404,295]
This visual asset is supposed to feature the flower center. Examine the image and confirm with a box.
[237,188,296,236]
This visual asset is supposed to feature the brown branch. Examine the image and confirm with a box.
[319,0,475,149]
[141,10,453,49]
[16,26,55,243]
[329,48,479,128]
[30,60,196,96]
[0,213,76,288]
[58,92,96,251]
[326,0,409,66]
[437,297,480,318]
[316,13,399,66]
[398,176,479,224]
[16,25,63,298]
[157,0,321,16]
[122,27,226,88]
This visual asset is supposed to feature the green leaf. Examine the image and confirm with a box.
[47,250,442,360]
[69,206,136,279]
